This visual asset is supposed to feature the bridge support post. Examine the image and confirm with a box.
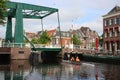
[14,4,24,45]
[5,17,12,42]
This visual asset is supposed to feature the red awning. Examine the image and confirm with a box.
[95,38,99,51]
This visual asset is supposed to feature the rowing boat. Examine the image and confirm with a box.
[62,60,81,65]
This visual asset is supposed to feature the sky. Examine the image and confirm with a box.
[0,0,120,38]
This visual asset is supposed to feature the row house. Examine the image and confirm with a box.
[103,6,120,52]
[46,27,98,49]
[46,29,71,48]
[72,28,85,49]
[80,27,98,49]
[25,27,99,49]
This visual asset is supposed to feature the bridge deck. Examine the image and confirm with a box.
[32,47,62,51]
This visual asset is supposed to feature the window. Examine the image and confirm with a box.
[19,51,24,54]
[116,17,119,25]
[65,40,67,44]
[111,19,114,25]
[56,38,58,44]
[105,20,107,26]
[109,19,111,25]
[107,32,109,37]
[112,30,114,37]
[67,33,69,37]
[105,32,107,38]
[62,33,65,36]
[110,31,112,37]
[106,20,109,26]
[114,18,116,24]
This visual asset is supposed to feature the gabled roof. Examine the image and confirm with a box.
[46,29,56,37]
[80,27,90,30]
[73,29,85,38]
[25,32,36,38]
[80,27,90,34]
[55,28,85,38]
[107,5,120,15]
[103,5,120,18]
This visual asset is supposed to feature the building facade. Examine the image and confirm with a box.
[25,26,99,49]
[46,27,98,49]
[80,27,98,49]
[103,6,120,52]
[46,29,71,48]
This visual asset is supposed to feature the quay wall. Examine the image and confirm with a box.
[0,47,11,53]
[0,47,31,59]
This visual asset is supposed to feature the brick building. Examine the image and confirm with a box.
[46,27,98,49]
[103,6,120,52]
[46,29,71,48]
[80,27,98,49]
[72,28,85,49]
[25,26,99,49]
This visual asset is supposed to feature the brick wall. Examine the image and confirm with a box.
[10,48,31,59]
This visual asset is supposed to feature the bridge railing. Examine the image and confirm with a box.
[34,44,61,48]
[2,42,26,48]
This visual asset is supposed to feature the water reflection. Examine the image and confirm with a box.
[0,60,120,80]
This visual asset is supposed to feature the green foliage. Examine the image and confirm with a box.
[31,38,38,44]
[38,31,51,44]
[24,39,28,43]
[71,34,82,45]
[30,31,51,44]
[0,0,9,25]
[99,34,103,43]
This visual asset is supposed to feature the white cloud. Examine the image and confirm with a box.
[81,19,103,36]
[0,26,6,38]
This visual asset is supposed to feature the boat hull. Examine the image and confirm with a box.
[63,52,120,64]
[62,60,81,65]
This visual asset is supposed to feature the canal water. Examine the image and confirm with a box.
[0,59,120,80]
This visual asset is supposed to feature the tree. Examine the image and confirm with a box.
[31,38,38,44]
[99,34,103,47]
[0,0,8,25]
[71,34,82,45]
[38,31,51,44]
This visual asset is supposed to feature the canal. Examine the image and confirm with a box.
[0,59,120,80]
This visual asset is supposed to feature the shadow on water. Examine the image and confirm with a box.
[0,54,10,65]
[0,60,31,80]
[29,52,62,66]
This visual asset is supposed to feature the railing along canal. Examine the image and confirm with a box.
[34,44,61,48]
[2,42,25,48]
[2,42,61,49]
